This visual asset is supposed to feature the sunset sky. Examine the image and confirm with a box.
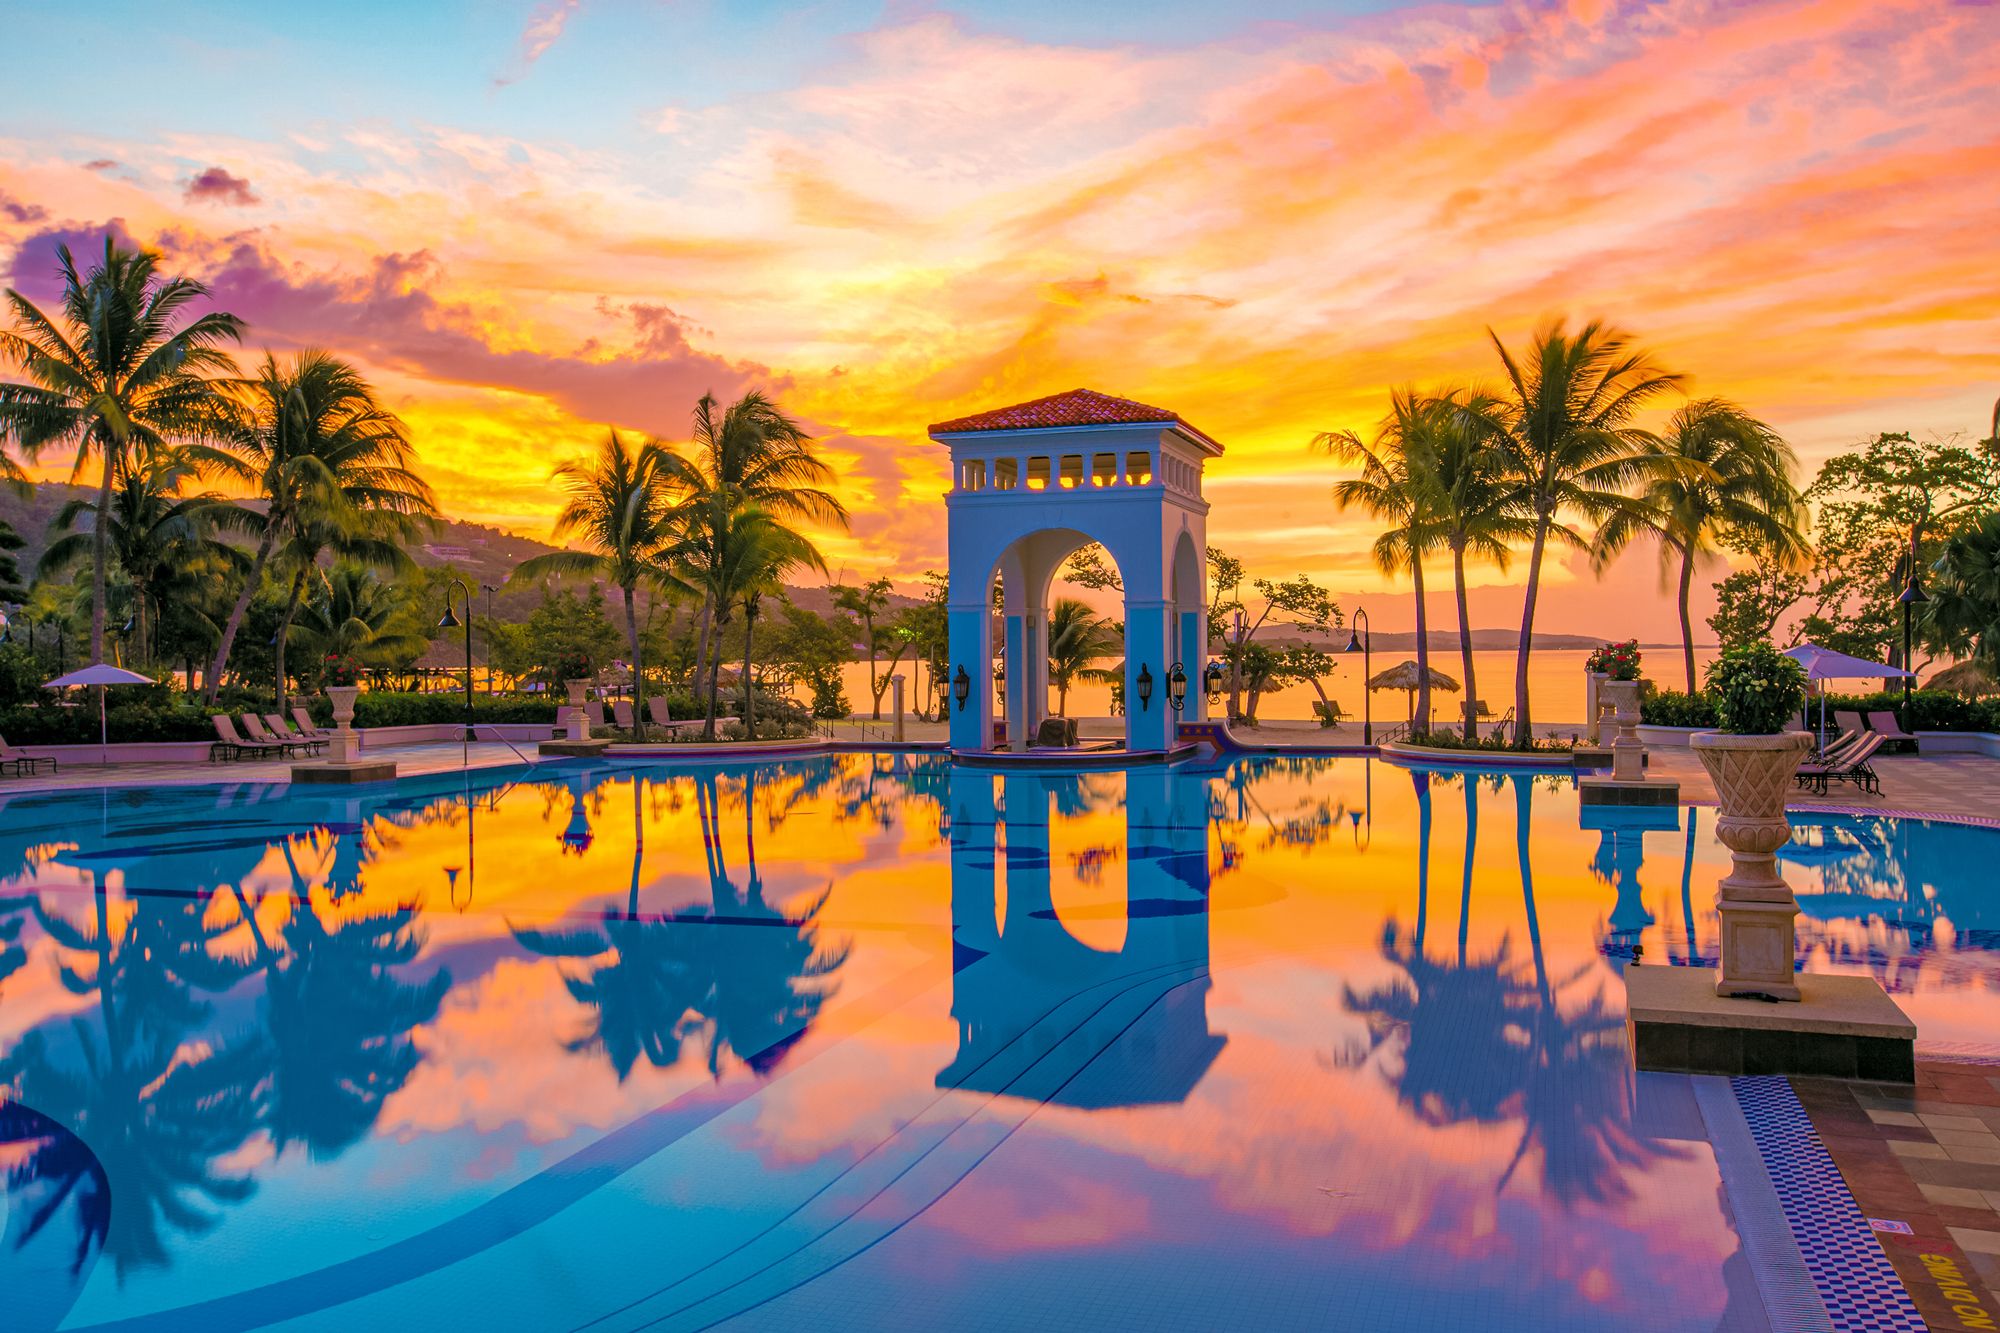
[3,0,1996,638]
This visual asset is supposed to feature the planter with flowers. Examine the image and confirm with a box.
[1593,641,1647,780]
[1691,641,1812,999]
[322,654,364,763]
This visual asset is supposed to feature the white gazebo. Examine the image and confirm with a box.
[933,389,1217,754]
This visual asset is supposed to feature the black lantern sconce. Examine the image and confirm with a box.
[952,664,972,711]
[1203,659,1225,702]
[1135,663,1154,711]
[1167,661,1188,713]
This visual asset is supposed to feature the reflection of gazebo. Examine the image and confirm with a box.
[1368,660,1461,722]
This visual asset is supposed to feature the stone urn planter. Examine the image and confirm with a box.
[325,685,362,763]
[1690,729,1813,999]
[564,678,591,742]
[1600,678,1644,781]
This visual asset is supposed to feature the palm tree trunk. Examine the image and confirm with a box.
[866,614,880,719]
[1413,776,1431,949]
[692,598,712,706]
[1411,540,1432,732]
[623,581,645,741]
[1676,542,1697,693]
[1454,542,1478,740]
[206,527,277,704]
[275,566,307,712]
[88,443,114,662]
[1513,516,1551,747]
[1459,777,1478,965]
[703,617,725,741]
[740,602,757,738]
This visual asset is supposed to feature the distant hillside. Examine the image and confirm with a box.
[1259,627,1697,652]
[0,482,915,624]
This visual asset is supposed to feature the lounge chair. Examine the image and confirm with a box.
[212,714,284,762]
[241,713,313,757]
[611,700,636,730]
[1835,710,1869,742]
[291,707,332,740]
[1029,717,1080,749]
[1313,701,1348,728]
[0,734,54,776]
[266,714,326,755]
[1795,733,1886,795]
[647,697,674,727]
[585,700,607,730]
[1866,710,1918,751]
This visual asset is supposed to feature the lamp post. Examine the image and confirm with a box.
[1344,607,1372,745]
[1897,525,1928,731]
[437,579,476,741]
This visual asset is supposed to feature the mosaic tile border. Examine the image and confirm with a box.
[1732,1076,1927,1333]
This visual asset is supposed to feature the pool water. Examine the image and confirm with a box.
[1,754,1995,1331]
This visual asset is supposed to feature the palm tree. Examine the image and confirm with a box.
[1416,391,1537,738]
[1488,320,1682,739]
[1591,399,1807,692]
[1318,387,1444,731]
[293,562,428,672]
[38,449,243,668]
[677,391,848,732]
[197,351,433,703]
[0,238,243,660]
[1045,597,1118,716]
[514,430,689,739]
[724,508,829,738]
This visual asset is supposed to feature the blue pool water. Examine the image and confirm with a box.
[1,754,1995,1330]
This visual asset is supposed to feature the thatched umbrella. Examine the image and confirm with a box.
[1927,659,1998,697]
[1368,660,1462,723]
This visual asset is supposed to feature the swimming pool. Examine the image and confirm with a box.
[2,753,1994,1330]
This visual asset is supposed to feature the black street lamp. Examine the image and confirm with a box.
[952,664,971,711]
[1344,607,1372,745]
[438,578,477,740]
[481,584,497,694]
[1167,661,1188,713]
[1897,526,1928,731]
[1135,663,1154,711]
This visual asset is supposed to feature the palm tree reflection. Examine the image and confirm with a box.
[515,768,850,1083]
[1343,772,1676,1206]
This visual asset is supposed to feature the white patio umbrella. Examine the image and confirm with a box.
[1781,643,1915,742]
[45,663,158,764]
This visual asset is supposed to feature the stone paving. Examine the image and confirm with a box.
[1648,749,2000,826]
[1791,1062,2000,1331]
[0,738,544,792]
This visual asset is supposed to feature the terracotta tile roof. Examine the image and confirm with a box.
[928,388,1221,451]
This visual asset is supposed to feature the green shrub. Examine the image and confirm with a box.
[1403,728,1574,753]
[0,703,215,744]
[809,676,850,721]
[301,691,561,729]
[1705,642,1809,734]
[1640,689,1720,728]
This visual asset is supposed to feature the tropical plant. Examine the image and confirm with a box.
[1705,641,1808,734]
[1597,640,1641,682]
[513,430,688,739]
[1045,597,1119,716]
[720,507,829,738]
[1488,319,1682,740]
[293,563,426,672]
[197,351,434,703]
[1409,388,1535,737]
[1925,512,2000,669]
[831,576,893,718]
[37,449,243,667]
[1318,388,1445,730]
[675,391,848,737]
[0,237,244,660]
[1592,399,1808,692]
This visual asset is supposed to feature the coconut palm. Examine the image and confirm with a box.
[196,351,433,703]
[1488,320,1682,739]
[513,430,690,739]
[38,449,244,668]
[0,238,244,661]
[676,391,848,729]
[1592,399,1808,692]
[1045,596,1119,716]
[1414,390,1537,738]
[1318,388,1444,730]
[724,507,829,738]
[292,562,428,672]
[1925,513,2000,670]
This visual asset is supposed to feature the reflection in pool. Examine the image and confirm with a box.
[0,753,1993,1330]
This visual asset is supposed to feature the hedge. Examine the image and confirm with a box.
[306,692,561,728]
[1639,689,1720,728]
[0,704,216,744]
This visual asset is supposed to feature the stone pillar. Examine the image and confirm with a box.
[890,674,905,743]
[326,686,361,764]
[1585,670,1607,744]
[1690,730,1813,1000]
[1125,600,1171,752]
[948,606,988,752]
[563,678,590,742]
[1004,613,1027,751]
[1601,679,1644,782]
[1178,608,1205,724]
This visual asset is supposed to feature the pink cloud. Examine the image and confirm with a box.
[494,0,582,88]
[183,166,259,207]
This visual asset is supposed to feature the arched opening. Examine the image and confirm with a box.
[984,529,1132,752]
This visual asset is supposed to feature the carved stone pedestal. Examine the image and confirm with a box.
[1691,729,1813,1000]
